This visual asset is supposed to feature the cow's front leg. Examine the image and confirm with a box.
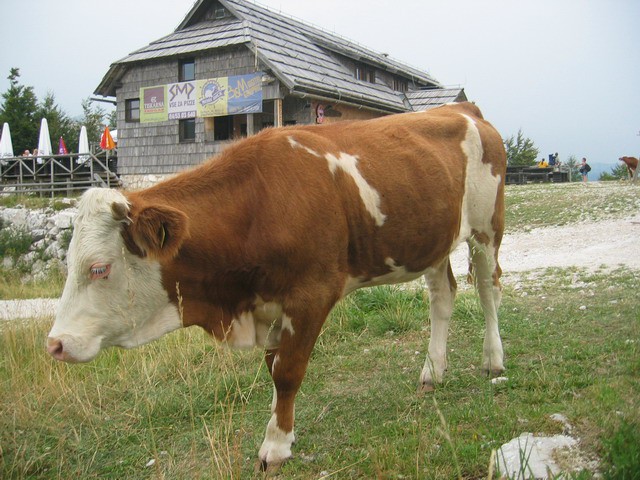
[258,303,330,471]
[259,347,298,470]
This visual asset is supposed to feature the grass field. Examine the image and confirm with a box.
[1,182,639,479]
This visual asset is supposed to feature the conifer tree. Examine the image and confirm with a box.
[503,129,539,166]
[0,68,38,154]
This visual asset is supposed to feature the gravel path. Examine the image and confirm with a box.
[2,215,639,321]
[450,214,640,274]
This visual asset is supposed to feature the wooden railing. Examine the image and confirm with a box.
[0,153,120,197]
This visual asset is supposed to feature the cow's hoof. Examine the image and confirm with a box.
[255,457,288,475]
[418,381,435,394]
[482,366,505,377]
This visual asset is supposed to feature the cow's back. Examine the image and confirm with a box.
[245,102,505,282]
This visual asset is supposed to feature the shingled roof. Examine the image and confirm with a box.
[405,88,468,111]
[95,0,463,113]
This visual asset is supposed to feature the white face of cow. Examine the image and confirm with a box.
[47,188,185,363]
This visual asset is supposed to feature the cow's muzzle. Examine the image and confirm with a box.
[47,337,79,363]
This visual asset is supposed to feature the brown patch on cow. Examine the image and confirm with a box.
[493,262,502,288]
[471,229,491,245]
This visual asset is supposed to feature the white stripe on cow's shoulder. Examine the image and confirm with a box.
[456,114,501,244]
[288,136,386,227]
[325,152,387,227]
[287,136,321,157]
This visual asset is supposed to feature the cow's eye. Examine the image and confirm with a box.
[90,263,111,280]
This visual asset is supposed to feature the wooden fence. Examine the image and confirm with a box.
[506,166,570,185]
[0,153,120,197]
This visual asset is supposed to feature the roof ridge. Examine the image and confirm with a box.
[221,0,440,85]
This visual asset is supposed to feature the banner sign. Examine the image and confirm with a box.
[197,77,229,117]
[140,85,168,123]
[140,72,263,123]
[227,73,263,114]
[168,81,197,120]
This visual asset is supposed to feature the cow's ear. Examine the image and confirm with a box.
[128,205,189,260]
[111,200,130,223]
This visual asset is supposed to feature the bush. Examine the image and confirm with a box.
[599,164,629,181]
[0,224,33,259]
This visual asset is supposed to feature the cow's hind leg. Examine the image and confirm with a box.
[420,258,457,391]
[468,237,505,376]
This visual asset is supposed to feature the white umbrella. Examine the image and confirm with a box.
[37,118,52,165]
[77,125,90,165]
[0,122,13,164]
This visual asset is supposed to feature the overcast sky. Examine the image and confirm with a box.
[2,0,638,166]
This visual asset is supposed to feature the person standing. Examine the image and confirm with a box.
[579,157,591,183]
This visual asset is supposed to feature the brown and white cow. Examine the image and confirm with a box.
[619,156,638,182]
[47,102,506,469]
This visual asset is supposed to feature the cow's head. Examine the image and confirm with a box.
[47,188,188,363]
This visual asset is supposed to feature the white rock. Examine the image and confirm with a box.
[53,211,75,229]
[496,433,578,479]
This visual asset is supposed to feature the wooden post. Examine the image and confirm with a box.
[274,98,283,128]
[247,113,255,136]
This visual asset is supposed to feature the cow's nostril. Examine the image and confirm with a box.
[47,338,64,360]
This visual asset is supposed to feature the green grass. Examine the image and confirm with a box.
[0,265,66,300]
[0,195,77,211]
[1,267,638,478]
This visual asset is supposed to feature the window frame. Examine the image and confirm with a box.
[179,58,195,82]
[355,63,376,84]
[179,118,196,143]
[125,98,140,123]
[393,78,408,92]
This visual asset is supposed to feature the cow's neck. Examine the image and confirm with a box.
[129,152,261,337]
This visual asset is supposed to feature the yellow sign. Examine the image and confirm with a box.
[196,78,229,117]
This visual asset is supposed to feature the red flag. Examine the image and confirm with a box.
[100,126,116,150]
[58,136,68,154]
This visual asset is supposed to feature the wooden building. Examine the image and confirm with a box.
[95,0,466,187]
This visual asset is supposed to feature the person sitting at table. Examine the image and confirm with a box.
[538,159,548,168]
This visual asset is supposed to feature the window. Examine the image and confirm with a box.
[355,63,375,83]
[214,116,233,141]
[393,78,408,92]
[204,115,247,142]
[179,118,196,142]
[179,58,195,82]
[125,98,140,122]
